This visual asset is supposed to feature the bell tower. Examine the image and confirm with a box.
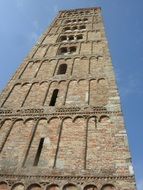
[0,7,136,190]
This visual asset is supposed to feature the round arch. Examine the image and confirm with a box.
[101,184,115,190]
[12,183,25,190]
[63,183,78,190]
[46,184,59,190]
[0,182,8,190]
[27,184,41,190]
[84,184,97,190]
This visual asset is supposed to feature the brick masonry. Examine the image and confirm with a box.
[0,7,136,190]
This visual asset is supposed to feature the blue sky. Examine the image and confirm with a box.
[0,0,142,189]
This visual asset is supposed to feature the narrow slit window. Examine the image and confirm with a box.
[49,89,59,106]
[57,64,67,75]
[33,138,44,166]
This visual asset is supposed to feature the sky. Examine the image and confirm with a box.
[0,0,142,189]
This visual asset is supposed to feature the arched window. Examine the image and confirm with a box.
[69,35,74,41]
[80,25,86,30]
[69,46,76,54]
[83,18,88,22]
[73,26,78,30]
[77,34,83,40]
[85,10,90,14]
[67,13,71,16]
[60,36,67,42]
[64,27,71,32]
[49,89,59,106]
[73,19,76,23]
[65,20,71,24]
[73,12,78,15]
[80,11,84,15]
[57,64,67,75]
[59,47,68,55]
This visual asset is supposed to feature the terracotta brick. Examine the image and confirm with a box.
[0,7,136,190]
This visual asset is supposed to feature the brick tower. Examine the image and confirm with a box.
[0,7,136,190]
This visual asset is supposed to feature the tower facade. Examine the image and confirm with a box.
[0,7,136,190]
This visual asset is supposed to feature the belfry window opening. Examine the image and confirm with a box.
[57,64,67,75]
[58,46,77,55]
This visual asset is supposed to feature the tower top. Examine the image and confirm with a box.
[59,7,101,13]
